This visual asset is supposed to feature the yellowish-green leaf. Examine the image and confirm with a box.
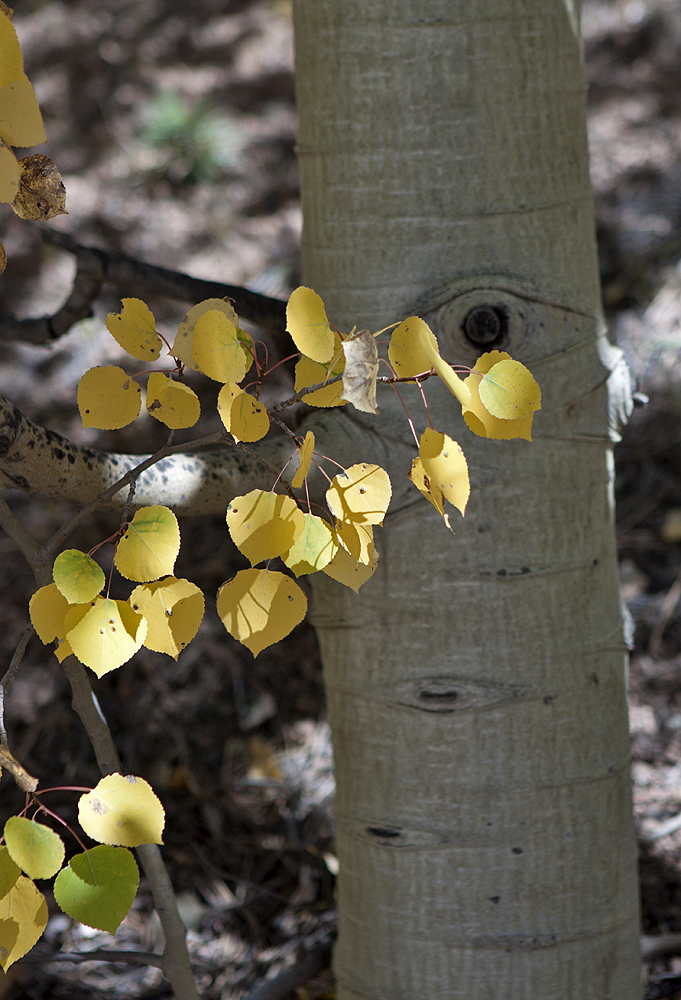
[0,13,23,88]
[335,519,374,565]
[322,545,379,593]
[340,329,379,414]
[66,598,147,677]
[0,876,47,971]
[114,505,180,582]
[419,428,470,515]
[53,845,138,935]
[286,286,334,364]
[146,372,200,429]
[282,513,338,576]
[29,583,69,644]
[216,568,307,657]
[326,463,391,526]
[171,298,239,372]
[105,299,161,362]
[0,74,46,147]
[0,141,19,203]
[408,457,453,531]
[226,490,304,566]
[191,309,250,383]
[217,383,270,442]
[4,817,65,881]
[129,577,204,659]
[462,351,537,440]
[0,847,20,901]
[477,358,541,420]
[291,431,315,489]
[79,774,165,847]
[53,549,104,604]
[77,365,141,430]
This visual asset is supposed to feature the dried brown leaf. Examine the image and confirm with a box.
[340,329,379,414]
[11,154,67,221]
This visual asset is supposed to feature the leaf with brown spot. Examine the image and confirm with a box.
[11,155,66,221]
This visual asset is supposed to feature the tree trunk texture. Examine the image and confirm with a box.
[292,2,641,998]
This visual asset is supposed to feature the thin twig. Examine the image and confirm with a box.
[240,946,329,1000]
[648,568,681,657]
[28,948,164,968]
[0,497,45,578]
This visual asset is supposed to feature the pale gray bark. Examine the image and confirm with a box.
[293,1,640,998]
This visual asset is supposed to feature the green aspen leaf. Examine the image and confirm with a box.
[53,845,139,934]
[114,505,180,582]
[335,519,374,565]
[462,351,537,440]
[78,774,165,847]
[217,383,270,443]
[53,549,105,604]
[291,431,315,489]
[326,463,391,526]
[129,577,204,659]
[226,490,305,566]
[0,13,24,89]
[0,142,19,203]
[294,331,345,407]
[0,75,46,147]
[341,329,379,414]
[286,286,334,364]
[216,568,307,657]
[0,847,20,900]
[146,372,200,429]
[29,583,69,644]
[77,365,141,430]
[105,299,162,362]
[408,457,453,531]
[191,310,250,383]
[4,817,65,881]
[419,428,470,515]
[282,513,338,576]
[66,598,147,677]
[322,545,379,593]
[478,358,541,420]
[0,876,47,970]
[171,298,239,372]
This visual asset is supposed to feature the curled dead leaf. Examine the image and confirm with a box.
[341,329,379,414]
[11,154,67,221]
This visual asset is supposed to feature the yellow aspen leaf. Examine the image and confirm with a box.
[191,309,250,383]
[53,845,138,934]
[29,583,69,644]
[146,372,200,429]
[114,505,180,582]
[0,847,20,901]
[477,358,541,420]
[226,490,304,566]
[53,549,104,604]
[291,431,315,488]
[419,428,470,515]
[294,333,346,407]
[341,329,379,414]
[408,457,453,531]
[63,598,102,635]
[0,74,46,147]
[0,876,47,971]
[335,519,374,565]
[388,316,471,406]
[54,639,72,663]
[171,297,240,371]
[4,817,65,881]
[129,577,204,659]
[77,365,141,430]
[282,513,338,576]
[11,154,66,221]
[66,598,147,678]
[79,774,165,847]
[105,299,162,362]
[217,382,270,443]
[0,13,23,88]
[216,568,307,657]
[326,463,391,525]
[286,286,334,364]
[462,351,537,440]
[322,545,379,593]
[0,141,19,203]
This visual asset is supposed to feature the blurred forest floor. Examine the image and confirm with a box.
[1,0,681,997]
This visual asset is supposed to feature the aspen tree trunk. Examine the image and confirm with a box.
[292,2,641,998]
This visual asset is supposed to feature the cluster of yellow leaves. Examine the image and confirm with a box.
[0,775,164,969]
[30,506,205,675]
[0,6,66,272]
